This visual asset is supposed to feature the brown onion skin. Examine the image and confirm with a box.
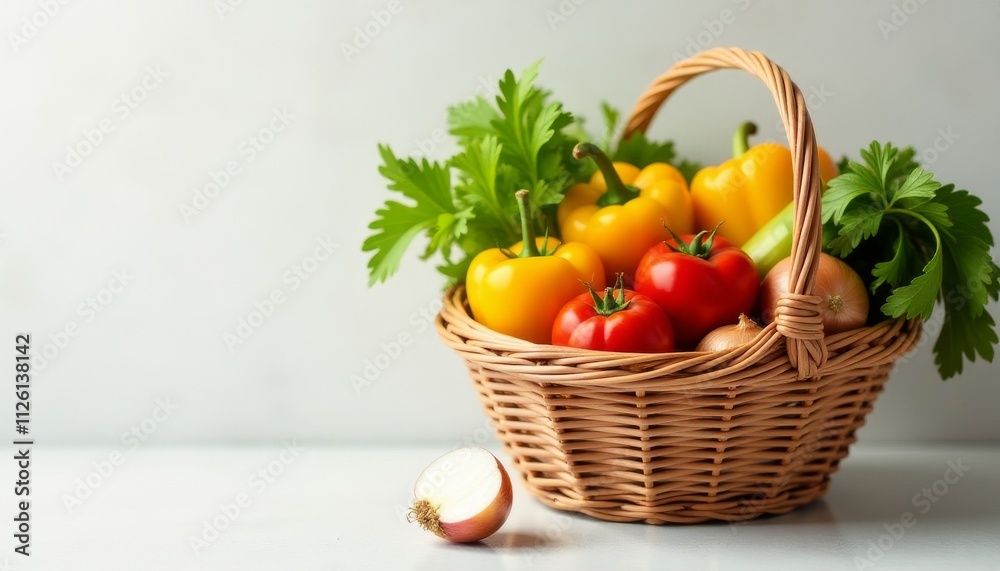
[759,254,869,335]
[438,456,513,543]
[695,314,763,352]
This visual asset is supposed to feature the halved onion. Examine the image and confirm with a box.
[408,447,512,543]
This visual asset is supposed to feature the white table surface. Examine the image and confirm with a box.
[11,442,999,570]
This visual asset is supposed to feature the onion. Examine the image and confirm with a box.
[407,447,512,543]
[696,313,763,352]
[759,253,869,335]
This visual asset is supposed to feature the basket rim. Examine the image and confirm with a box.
[438,284,921,387]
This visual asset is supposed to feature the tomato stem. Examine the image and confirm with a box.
[587,273,631,316]
[664,221,724,259]
[573,142,638,207]
[732,121,758,158]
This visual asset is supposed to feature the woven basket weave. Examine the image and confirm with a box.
[435,47,921,524]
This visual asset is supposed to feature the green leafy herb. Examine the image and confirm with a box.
[599,102,619,154]
[365,66,696,287]
[822,141,997,379]
[364,63,591,286]
[613,132,677,169]
[363,147,465,286]
[674,159,704,185]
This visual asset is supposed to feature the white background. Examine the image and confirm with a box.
[1,0,998,447]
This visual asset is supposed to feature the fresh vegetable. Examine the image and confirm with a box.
[552,274,675,353]
[408,447,513,543]
[364,66,696,288]
[466,190,605,344]
[741,151,839,275]
[634,224,760,344]
[759,253,869,335]
[822,141,998,378]
[691,122,837,247]
[364,62,593,286]
[695,314,763,352]
[741,203,795,277]
[741,204,794,276]
[557,142,694,278]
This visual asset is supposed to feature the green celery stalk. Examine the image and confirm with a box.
[741,202,793,276]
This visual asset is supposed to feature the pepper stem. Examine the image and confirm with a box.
[515,189,541,258]
[587,273,631,316]
[664,221,724,259]
[572,142,637,207]
[732,121,758,158]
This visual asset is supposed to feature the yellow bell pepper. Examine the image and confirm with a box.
[691,122,837,247]
[466,190,606,344]
[557,143,693,279]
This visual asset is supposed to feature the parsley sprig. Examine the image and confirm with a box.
[364,63,695,287]
[823,142,999,378]
[364,62,582,286]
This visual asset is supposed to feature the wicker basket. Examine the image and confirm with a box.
[435,47,921,524]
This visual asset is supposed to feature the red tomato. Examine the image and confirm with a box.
[634,230,759,344]
[552,284,675,353]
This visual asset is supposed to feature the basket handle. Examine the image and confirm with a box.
[622,47,827,379]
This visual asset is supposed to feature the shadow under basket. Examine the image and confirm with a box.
[434,47,922,524]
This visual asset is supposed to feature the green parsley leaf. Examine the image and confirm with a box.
[450,135,514,236]
[935,185,994,316]
[987,259,1000,301]
[823,141,998,379]
[366,62,608,287]
[858,141,895,187]
[448,97,500,140]
[934,306,997,379]
[910,201,952,231]
[823,168,882,224]
[599,101,619,154]
[882,246,943,321]
[936,185,993,245]
[491,62,544,183]
[871,225,918,291]
[884,146,919,185]
[363,145,457,285]
[676,159,704,185]
[836,154,851,175]
[426,209,473,260]
[825,202,884,257]
[613,131,676,167]
[490,61,577,214]
[889,167,938,207]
